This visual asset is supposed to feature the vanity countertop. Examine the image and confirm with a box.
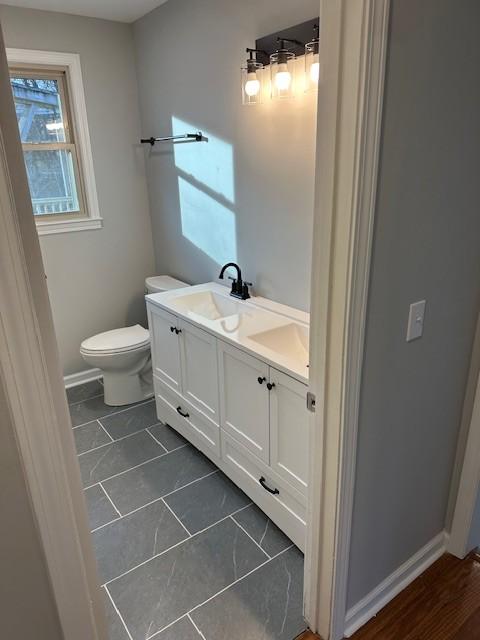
[146,282,310,384]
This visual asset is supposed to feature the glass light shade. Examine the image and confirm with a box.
[241,61,264,105]
[270,50,295,100]
[305,40,320,92]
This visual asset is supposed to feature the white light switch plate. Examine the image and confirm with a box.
[406,300,426,342]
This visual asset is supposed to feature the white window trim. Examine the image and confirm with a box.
[6,48,102,235]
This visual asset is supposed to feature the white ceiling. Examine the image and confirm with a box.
[1,0,170,23]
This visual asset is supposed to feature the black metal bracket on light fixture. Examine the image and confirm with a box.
[245,47,267,72]
[253,17,319,66]
[306,23,320,56]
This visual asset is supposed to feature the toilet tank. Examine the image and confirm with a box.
[145,275,190,294]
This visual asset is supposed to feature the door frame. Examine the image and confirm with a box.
[304,1,390,638]
[0,27,107,640]
[0,1,390,639]
[448,313,480,558]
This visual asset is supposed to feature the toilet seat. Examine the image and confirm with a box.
[80,325,150,356]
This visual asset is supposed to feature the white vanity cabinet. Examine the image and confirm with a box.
[148,306,182,393]
[269,368,309,495]
[148,305,220,456]
[217,341,270,463]
[178,319,219,425]
[147,298,310,550]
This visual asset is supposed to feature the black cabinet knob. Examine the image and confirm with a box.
[257,376,266,385]
[267,382,276,391]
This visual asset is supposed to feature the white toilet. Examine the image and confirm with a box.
[80,275,189,406]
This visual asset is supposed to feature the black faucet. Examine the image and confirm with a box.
[219,262,251,300]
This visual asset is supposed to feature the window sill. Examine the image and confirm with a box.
[36,217,103,236]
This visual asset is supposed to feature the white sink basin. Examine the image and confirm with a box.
[249,323,309,366]
[167,290,244,321]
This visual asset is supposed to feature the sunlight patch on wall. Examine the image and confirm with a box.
[172,116,235,203]
[178,176,237,265]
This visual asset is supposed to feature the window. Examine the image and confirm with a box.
[7,49,101,234]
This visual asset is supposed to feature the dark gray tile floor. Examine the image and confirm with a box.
[68,381,306,640]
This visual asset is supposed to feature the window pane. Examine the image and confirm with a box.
[10,76,66,143]
[24,149,80,216]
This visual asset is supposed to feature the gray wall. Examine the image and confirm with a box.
[347,0,480,608]
[0,4,155,376]
[133,0,318,311]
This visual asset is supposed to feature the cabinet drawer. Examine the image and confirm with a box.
[154,375,220,458]
[221,430,306,551]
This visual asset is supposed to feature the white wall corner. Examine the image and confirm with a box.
[344,531,448,637]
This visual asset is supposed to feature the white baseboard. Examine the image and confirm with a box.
[344,530,448,637]
[64,368,102,389]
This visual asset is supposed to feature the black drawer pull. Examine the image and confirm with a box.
[259,476,279,495]
[267,382,276,391]
[175,328,182,335]
[170,326,176,333]
[257,376,266,385]
[176,406,189,418]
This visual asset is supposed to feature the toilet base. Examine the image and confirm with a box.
[103,362,154,407]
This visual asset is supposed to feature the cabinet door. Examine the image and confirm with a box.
[218,341,270,463]
[179,319,219,425]
[269,368,309,494]
[147,305,182,394]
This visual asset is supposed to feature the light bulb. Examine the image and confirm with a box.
[244,72,260,97]
[274,63,292,91]
[310,61,320,84]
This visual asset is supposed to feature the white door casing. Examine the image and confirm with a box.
[304,1,390,637]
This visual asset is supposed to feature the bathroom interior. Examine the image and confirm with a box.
[1,0,318,638]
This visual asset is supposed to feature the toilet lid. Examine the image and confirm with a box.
[80,325,150,354]
[145,275,189,293]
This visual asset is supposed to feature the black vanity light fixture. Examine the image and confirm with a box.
[242,17,319,104]
[241,48,265,106]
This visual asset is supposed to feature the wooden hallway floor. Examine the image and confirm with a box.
[297,551,480,640]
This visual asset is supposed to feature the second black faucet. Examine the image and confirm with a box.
[219,262,252,300]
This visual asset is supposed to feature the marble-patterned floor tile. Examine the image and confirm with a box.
[150,616,203,640]
[191,546,305,640]
[164,471,250,534]
[100,400,159,440]
[103,445,217,514]
[232,503,292,557]
[103,588,131,640]
[94,500,188,583]
[74,420,112,455]
[79,431,164,488]
[66,379,103,405]
[84,485,119,531]
[108,518,268,640]
[69,395,119,427]
[148,423,188,451]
